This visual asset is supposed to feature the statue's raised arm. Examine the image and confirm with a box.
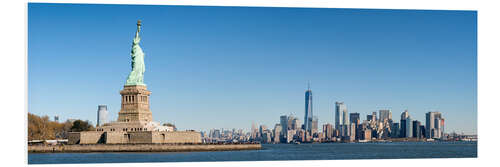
[133,20,141,44]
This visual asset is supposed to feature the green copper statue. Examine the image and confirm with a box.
[125,20,146,86]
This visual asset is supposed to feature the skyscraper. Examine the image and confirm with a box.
[412,120,422,138]
[367,112,377,122]
[323,123,334,140]
[350,113,360,125]
[440,118,445,139]
[335,102,349,137]
[391,122,400,138]
[251,122,257,140]
[372,112,377,122]
[280,115,288,135]
[426,111,444,139]
[349,123,356,141]
[291,116,301,130]
[405,116,413,138]
[420,125,426,139]
[400,110,410,138]
[312,116,319,134]
[273,124,282,143]
[259,125,267,138]
[379,109,392,122]
[97,105,108,127]
[304,84,313,134]
[287,115,295,130]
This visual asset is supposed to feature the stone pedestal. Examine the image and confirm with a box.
[117,85,152,122]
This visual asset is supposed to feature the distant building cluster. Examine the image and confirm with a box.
[230,86,451,144]
[201,128,250,143]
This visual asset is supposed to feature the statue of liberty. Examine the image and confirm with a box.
[125,20,146,86]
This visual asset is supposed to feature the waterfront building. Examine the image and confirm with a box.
[412,120,422,138]
[401,110,410,120]
[420,125,426,138]
[273,124,282,143]
[372,112,377,122]
[405,117,413,138]
[316,132,325,141]
[287,114,298,129]
[333,129,340,138]
[349,123,356,141]
[350,113,360,125]
[298,129,306,142]
[305,131,312,142]
[251,122,258,140]
[213,129,221,139]
[400,120,406,138]
[291,117,301,130]
[200,131,206,138]
[96,105,108,127]
[288,116,301,130]
[391,122,400,138]
[426,112,434,138]
[304,84,313,134]
[356,123,366,140]
[439,118,445,139]
[280,115,288,136]
[323,123,334,140]
[381,126,391,139]
[426,111,444,139]
[286,130,295,143]
[400,110,410,138]
[341,125,349,138]
[259,125,267,138]
[361,128,372,141]
[262,130,272,143]
[335,102,349,137]
[312,116,319,134]
[350,113,360,139]
[367,112,377,122]
[379,109,392,123]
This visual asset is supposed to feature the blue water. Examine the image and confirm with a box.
[28,142,477,164]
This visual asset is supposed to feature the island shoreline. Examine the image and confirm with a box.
[28,143,262,153]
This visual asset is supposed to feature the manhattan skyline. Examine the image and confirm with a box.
[28,3,477,134]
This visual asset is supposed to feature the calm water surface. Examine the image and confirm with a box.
[28,142,477,164]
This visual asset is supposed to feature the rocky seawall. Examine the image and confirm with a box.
[28,143,262,153]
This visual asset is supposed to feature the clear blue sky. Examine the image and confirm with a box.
[28,3,477,134]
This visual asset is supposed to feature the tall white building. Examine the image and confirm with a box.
[405,116,413,138]
[97,105,108,127]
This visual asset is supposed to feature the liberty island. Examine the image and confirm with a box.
[28,20,261,152]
